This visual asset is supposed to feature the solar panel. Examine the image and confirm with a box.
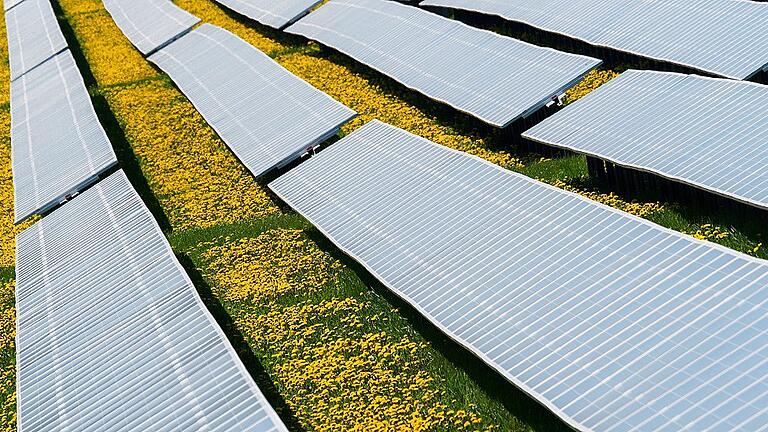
[213,0,323,29]
[420,0,768,80]
[16,170,288,432]
[5,0,67,80]
[523,70,768,211]
[102,0,201,55]
[271,120,768,432]
[285,0,600,128]
[11,49,117,223]
[149,24,356,178]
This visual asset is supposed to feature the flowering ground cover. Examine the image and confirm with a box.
[0,0,765,431]
[0,277,14,432]
[563,69,621,104]
[175,226,530,431]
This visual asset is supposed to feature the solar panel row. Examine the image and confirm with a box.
[286,0,601,128]
[149,24,356,179]
[213,0,322,29]
[271,120,768,432]
[102,0,200,55]
[5,0,67,80]
[10,49,117,223]
[16,170,288,432]
[420,0,768,80]
[523,70,768,212]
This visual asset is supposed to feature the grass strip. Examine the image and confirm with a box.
[0,277,14,432]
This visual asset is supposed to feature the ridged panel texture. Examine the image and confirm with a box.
[271,120,768,432]
[420,0,768,80]
[214,0,322,29]
[5,0,66,80]
[102,0,201,55]
[15,170,289,432]
[286,0,600,128]
[524,70,768,211]
[11,50,117,223]
[149,24,356,178]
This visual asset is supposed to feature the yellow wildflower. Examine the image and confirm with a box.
[200,230,342,302]
[564,69,620,104]
[549,179,664,218]
[686,223,731,242]
[237,297,491,431]
[0,279,16,432]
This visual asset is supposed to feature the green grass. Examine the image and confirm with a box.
[0,268,12,282]
[89,75,166,93]
[0,272,15,431]
[171,216,554,430]
[518,154,588,181]
[169,213,309,250]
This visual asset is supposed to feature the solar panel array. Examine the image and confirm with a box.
[5,0,67,80]
[523,70,768,211]
[11,49,117,223]
[214,0,322,29]
[149,24,356,178]
[286,0,600,128]
[271,120,768,432]
[420,0,768,80]
[102,0,201,55]
[16,170,289,432]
